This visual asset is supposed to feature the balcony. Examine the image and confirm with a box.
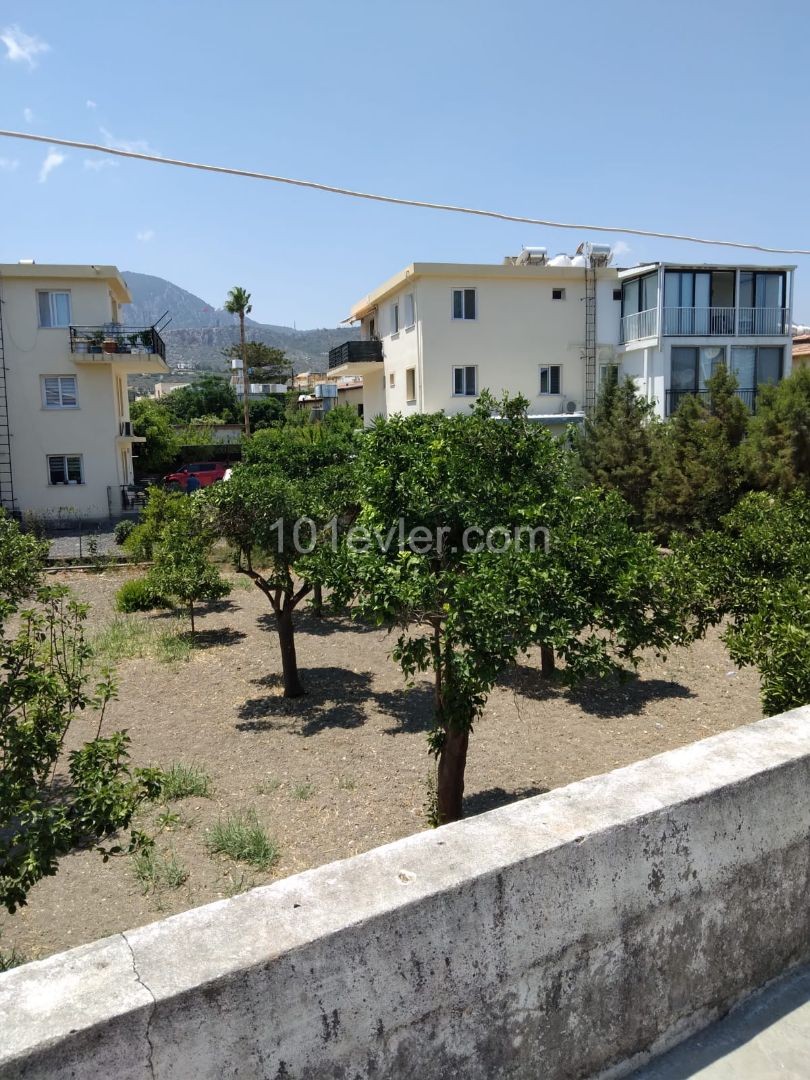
[621,307,790,344]
[666,387,757,416]
[70,325,168,373]
[328,339,383,374]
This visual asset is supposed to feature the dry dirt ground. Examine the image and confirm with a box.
[1,568,762,962]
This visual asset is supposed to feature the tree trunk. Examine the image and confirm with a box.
[276,606,304,698]
[312,583,323,618]
[540,643,555,676]
[436,725,469,825]
[189,600,195,634]
[240,312,251,438]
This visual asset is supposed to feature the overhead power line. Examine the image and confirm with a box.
[1,128,808,257]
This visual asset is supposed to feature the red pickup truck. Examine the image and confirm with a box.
[163,461,227,490]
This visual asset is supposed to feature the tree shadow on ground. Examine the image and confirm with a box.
[236,667,375,735]
[463,785,549,817]
[256,611,381,638]
[373,686,435,735]
[189,628,246,650]
[504,664,695,719]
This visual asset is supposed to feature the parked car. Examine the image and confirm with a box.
[163,461,228,490]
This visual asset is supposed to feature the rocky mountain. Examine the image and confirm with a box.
[119,271,357,376]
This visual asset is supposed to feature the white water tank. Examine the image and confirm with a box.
[570,254,587,267]
[547,253,572,267]
[314,382,338,399]
[517,246,548,265]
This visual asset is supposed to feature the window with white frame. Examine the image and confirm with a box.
[452,288,476,320]
[404,293,415,328]
[37,291,72,328]
[391,302,400,335]
[47,454,83,485]
[452,366,477,396]
[389,372,396,389]
[406,367,416,402]
[41,375,78,409]
[539,365,562,395]
[599,364,619,387]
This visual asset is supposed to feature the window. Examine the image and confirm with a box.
[391,303,399,335]
[613,289,622,301]
[406,367,416,403]
[389,372,396,389]
[599,364,619,387]
[37,291,71,328]
[48,454,83,485]
[41,375,78,409]
[452,288,476,320]
[539,365,562,395]
[404,293,416,328]
[731,346,783,387]
[671,346,726,391]
[552,288,566,301]
[357,403,364,419]
[622,273,658,318]
[452,366,477,396]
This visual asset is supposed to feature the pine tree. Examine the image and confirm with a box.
[744,366,810,494]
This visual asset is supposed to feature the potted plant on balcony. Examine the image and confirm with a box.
[88,330,104,355]
[127,333,141,354]
[102,333,118,354]
[72,333,89,355]
[140,329,154,353]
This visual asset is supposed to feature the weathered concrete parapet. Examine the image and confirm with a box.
[2,707,810,1079]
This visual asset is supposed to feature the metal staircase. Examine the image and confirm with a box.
[583,263,597,413]
[0,278,16,513]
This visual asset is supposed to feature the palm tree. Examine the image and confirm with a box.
[225,286,252,437]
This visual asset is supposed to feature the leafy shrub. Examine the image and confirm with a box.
[114,519,136,546]
[115,577,172,613]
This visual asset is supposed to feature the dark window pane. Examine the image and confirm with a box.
[454,367,464,394]
[550,366,561,394]
[757,347,782,385]
[464,290,476,320]
[66,457,82,483]
[465,366,476,394]
[452,290,463,319]
[739,271,754,309]
[671,347,698,391]
[49,457,66,484]
[540,367,549,393]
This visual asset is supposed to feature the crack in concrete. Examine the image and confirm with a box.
[121,932,157,1080]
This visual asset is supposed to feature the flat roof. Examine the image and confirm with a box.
[347,261,618,321]
[619,261,796,280]
[0,263,131,303]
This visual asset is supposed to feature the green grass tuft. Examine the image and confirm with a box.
[0,946,26,972]
[132,848,188,893]
[290,781,315,801]
[206,811,279,871]
[158,763,212,800]
[91,615,192,666]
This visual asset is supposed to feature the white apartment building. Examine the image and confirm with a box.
[329,245,795,425]
[0,263,168,520]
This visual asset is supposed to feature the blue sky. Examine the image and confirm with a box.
[1,0,809,326]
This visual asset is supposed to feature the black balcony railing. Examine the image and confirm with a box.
[70,325,167,361]
[328,339,383,369]
[666,387,757,416]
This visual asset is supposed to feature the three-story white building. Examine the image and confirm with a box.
[0,262,168,520]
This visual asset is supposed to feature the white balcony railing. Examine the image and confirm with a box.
[620,308,658,343]
[737,307,789,336]
[662,307,736,336]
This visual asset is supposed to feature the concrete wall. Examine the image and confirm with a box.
[2,708,810,1080]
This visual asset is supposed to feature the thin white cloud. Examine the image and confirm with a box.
[38,148,65,183]
[86,99,97,110]
[136,229,155,243]
[83,157,118,171]
[612,241,632,258]
[100,126,157,156]
[23,106,33,122]
[0,157,19,172]
[1,25,50,67]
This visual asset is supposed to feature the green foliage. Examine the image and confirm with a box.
[133,847,188,893]
[113,519,136,546]
[341,393,689,823]
[123,487,187,561]
[206,810,279,870]
[161,374,240,425]
[571,375,659,526]
[684,492,810,714]
[248,395,286,432]
[290,781,315,801]
[0,513,162,910]
[744,366,810,495]
[222,341,290,384]
[645,366,750,540]
[130,398,181,474]
[156,763,212,800]
[90,614,193,666]
[115,576,172,613]
[147,499,231,631]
